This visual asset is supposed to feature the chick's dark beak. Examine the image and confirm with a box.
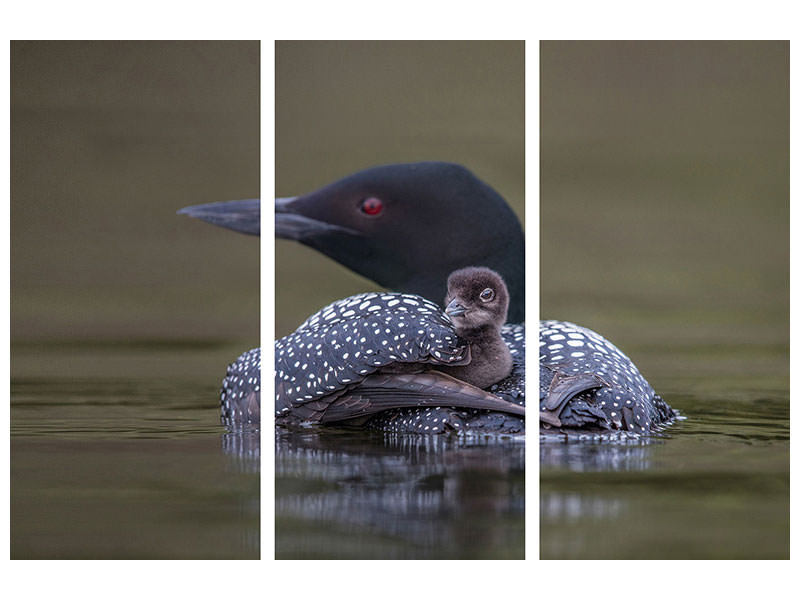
[445,297,466,318]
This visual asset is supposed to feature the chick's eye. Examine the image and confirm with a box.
[360,197,383,216]
[480,288,495,302]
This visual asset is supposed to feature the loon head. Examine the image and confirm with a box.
[444,266,509,338]
[276,162,525,322]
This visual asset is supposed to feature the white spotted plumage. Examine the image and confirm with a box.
[539,320,650,398]
[275,292,469,416]
[539,320,677,435]
[220,347,261,427]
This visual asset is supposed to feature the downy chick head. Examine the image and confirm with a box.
[444,266,509,337]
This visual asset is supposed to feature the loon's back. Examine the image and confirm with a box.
[539,320,676,438]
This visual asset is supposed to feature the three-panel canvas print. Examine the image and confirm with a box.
[9,40,789,560]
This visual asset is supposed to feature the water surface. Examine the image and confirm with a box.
[540,364,788,559]
[11,341,259,559]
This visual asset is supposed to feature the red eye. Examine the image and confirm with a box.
[360,197,383,215]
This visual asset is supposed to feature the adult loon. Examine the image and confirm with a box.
[181,161,676,436]
[276,267,524,427]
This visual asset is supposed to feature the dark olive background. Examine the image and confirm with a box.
[12,40,259,342]
[540,41,788,559]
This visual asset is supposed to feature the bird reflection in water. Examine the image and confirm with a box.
[275,427,524,559]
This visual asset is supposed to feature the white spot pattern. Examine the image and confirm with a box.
[539,320,675,435]
[275,292,468,415]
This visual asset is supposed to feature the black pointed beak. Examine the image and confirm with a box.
[275,196,359,240]
[178,199,260,236]
[445,298,466,318]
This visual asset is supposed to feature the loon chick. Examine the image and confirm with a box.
[275,267,523,426]
[539,320,677,437]
[437,267,512,388]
